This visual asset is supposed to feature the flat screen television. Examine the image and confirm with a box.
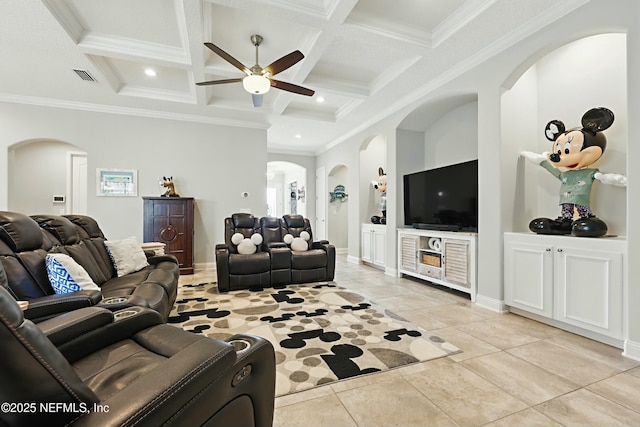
[403,159,478,231]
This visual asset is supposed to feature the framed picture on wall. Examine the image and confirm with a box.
[96,168,138,197]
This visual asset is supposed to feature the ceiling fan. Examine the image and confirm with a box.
[196,34,314,107]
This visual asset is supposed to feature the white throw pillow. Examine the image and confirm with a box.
[231,232,263,255]
[104,236,149,277]
[46,253,100,294]
[284,232,310,252]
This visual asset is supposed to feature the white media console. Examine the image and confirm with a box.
[397,228,477,301]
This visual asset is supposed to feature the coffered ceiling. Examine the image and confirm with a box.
[0,0,578,154]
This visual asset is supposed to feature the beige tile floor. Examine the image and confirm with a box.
[182,255,640,426]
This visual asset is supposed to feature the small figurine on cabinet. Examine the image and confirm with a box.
[520,107,626,237]
[370,167,387,224]
[161,176,180,197]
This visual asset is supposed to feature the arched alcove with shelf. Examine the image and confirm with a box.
[502,33,628,236]
[500,33,629,348]
[396,93,479,229]
[327,164,349,252]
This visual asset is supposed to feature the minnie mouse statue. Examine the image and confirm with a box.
[520,107,626,237]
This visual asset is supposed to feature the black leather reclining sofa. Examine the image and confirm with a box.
[216,213,336,292]
[0,266,276,427]
[0,211,179,321]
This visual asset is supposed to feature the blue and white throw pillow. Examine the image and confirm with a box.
[46,253,100,294]
[104,236,149,277]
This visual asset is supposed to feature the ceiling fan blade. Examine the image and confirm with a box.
[195,78,243,86]
[252,94,263,107]
[262,50,304,77]
[204,42,250,75]
[270,79,315,96]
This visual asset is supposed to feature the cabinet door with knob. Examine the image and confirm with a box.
[361,224,386,268]
[504,236,554,318]
[143,197,194,275]
[504,232,625,342]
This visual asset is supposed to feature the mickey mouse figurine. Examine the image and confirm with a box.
[521,107,626,237]
[370,167,387,224]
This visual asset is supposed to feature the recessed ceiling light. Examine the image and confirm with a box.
[316,96,325,103]
[144,68,157,77]
[295,134,302,139]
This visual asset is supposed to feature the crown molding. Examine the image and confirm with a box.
[0,94,269,130]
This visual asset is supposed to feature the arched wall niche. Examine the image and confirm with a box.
[358,134,386,225]
[395,93,479,228]
[501,32,627,236]
[8,138,86,215]
[327,164,349,251]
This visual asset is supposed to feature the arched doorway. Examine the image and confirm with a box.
[266,161,307,217]
[8,139,87,214]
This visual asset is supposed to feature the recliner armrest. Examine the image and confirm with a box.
[38,306,114,347]
[313,241,336,281]
[312,240,333,250]
[23,290,103,322]
[215,244,230,292]
[266,242,287,249]
[57,307,165,363]
[97,294,150,312]
[147,254,179,265]
[143,249,156,258]
[72,331,275,427]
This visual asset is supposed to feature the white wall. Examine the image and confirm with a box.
[1,103,268,269]
[424,102,478,169]
[396,128,426,228]
[502,65,539,232]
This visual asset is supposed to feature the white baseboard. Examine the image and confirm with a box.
[385,267,397,277]
[335,247,348,254]
[475,294,508,313]
[623,339,640,361]
[194,262,215,272]
[347,255,360,265]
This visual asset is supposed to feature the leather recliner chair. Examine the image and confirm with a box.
[215,213,271,292]
[282,214,335,283]
[0,265,276,426]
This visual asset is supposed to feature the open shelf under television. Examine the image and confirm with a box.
[397,227,477,301]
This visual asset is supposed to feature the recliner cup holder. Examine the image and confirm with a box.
[228,338,251,353]
[114,309,139,320]
[103,297,128,304]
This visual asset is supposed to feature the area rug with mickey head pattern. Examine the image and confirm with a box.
[168,281,461,397]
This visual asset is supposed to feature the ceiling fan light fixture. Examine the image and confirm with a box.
[243,74,270,94]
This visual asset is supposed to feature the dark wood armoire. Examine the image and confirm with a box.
[143,197,194,275]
